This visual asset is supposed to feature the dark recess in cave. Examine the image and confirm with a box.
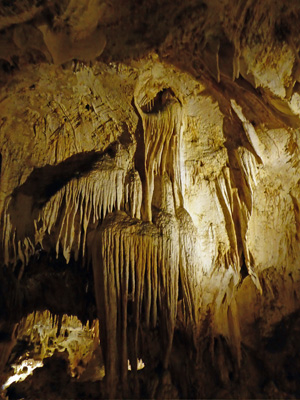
[10,149,115,208]
[240,252,249,282]
[140,88,177,114]
[0,249,97,326]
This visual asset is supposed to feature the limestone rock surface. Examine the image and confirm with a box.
[1,1,300,399]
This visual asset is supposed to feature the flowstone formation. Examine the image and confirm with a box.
[1,0,300,399]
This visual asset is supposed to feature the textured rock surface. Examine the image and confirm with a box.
[1,0,300,399]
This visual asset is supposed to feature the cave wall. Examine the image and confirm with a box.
[1,0,300,399]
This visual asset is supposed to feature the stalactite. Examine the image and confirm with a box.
[1,157,136,266]
[210,265,241,371]
[227,298,241,366]
[2,202,16,266]
[124,169,142,219]
[135,90,184,222]
[177,207,203,330]
[1,72,278,399]
[225,144,263,292]
[215,168,240,271]
[49,168,126,263]
[155,211,179,368]
[91,212,154,396]
[91,210,181,396]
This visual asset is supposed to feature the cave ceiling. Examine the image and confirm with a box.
[1,0,300,399]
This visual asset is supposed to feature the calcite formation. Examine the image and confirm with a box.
[1,0,300,399]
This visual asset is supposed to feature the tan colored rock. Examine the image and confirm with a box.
[1,1,300,398]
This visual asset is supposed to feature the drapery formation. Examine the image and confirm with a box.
[90,89,191,396]
[1,85,203,396]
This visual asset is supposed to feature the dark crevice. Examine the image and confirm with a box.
[290,194,300,241]
[240,252,249,282]
[134,120,146,182]
[0,250,97,327]
[140,88,177,114]
[0,59,16,76]
[275,18,291,42]
[264,310,300,354]
[11,148,117,208]
[178,270,183,302]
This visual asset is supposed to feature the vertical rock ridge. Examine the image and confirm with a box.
[135,90,184,221]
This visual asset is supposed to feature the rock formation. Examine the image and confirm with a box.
[1,0,300,398]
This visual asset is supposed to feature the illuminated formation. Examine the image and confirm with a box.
[1,1,300,399]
